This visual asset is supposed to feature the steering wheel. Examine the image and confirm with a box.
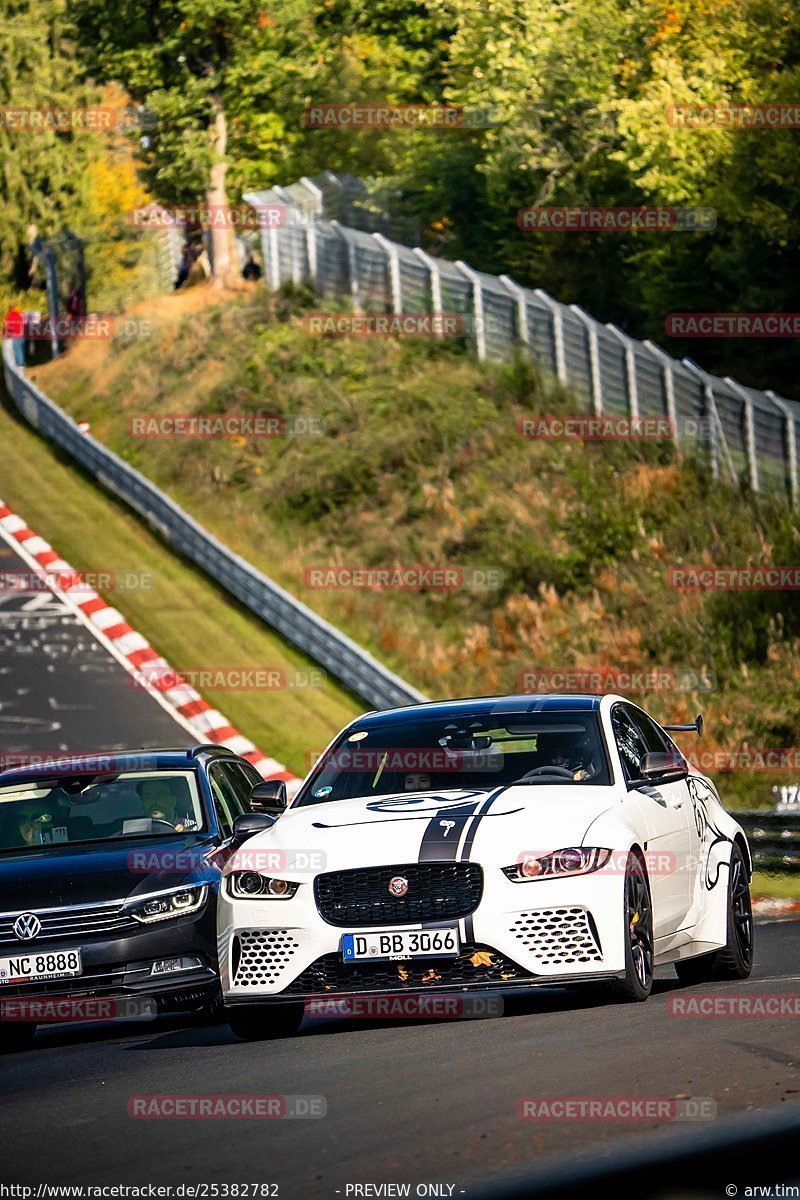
[515,765,575,782]
[147,816,179,831]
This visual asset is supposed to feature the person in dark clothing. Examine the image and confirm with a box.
[65,280,85,319]
[242,252,262,282]
[174,243,192,290]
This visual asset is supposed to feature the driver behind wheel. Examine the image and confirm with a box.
[540,731,598,781]
[138,778,194,831]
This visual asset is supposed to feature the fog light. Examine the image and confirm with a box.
[150,955,203,976]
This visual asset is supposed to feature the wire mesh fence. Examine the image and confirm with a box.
[244,173,799,509]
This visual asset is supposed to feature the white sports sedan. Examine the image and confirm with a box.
[217,694,753,1039]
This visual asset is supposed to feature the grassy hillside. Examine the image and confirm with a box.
[0,360,362,775]
[29,282,800,809]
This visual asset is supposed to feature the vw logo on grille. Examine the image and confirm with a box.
[13,912,41,941]
[388,876,409,897]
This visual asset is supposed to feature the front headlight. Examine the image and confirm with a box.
[502,848,612,882]
[127,884,208,923]
[227,871,299,900]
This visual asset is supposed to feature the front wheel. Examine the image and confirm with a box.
[613,852,654,1002]
[675,842,753,984]
[225,1001,304,1041]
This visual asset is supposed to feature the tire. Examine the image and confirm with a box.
[192,994,225,1026]
[0,1022,36,1053]
[226,1002,304,1041]
[613,851,654,1002]
[675,842,754,984]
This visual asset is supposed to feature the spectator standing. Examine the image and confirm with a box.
[3,306,26,366]
[242,253,262,282]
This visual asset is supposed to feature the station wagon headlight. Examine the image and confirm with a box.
[503,848,612,882]
[127,884,208,923]
[228,872,299,900]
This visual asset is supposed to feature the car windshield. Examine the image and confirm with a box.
[297,711,610,805]
[0,771,206,852]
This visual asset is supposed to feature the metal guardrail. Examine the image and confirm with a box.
[1,341,427,712]
[245,172,800,509]
[732,809,800,873]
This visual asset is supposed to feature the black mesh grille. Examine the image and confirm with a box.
[314,862,483,927]
[282,944,528,995]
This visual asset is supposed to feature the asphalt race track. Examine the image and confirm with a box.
[1,918,798,1198]
[0,534,192,765]
[1,513,799,1199]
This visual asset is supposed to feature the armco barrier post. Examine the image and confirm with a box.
[766,390,799,510]
[569,305,604,417]
[455,261,486,360]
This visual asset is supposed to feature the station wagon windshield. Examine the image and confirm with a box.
[0,771,206,851]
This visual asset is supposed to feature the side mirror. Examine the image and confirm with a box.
[249,780,288,816]
[639,751,689,783]
[231,812,276,845]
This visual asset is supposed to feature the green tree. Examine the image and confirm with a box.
[0,0,96,291]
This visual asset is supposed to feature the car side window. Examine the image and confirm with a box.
[611,705,650,780]
[207,763,240,837]
[219,762,258,812]
[631,708,672,754]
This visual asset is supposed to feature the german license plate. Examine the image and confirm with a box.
[0,948,82,985]
[342,929,460,962]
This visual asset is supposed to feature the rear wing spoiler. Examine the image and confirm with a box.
[663,713,704,738]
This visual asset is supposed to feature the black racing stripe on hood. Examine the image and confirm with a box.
[459,787,509,863]
[418,801,483,863]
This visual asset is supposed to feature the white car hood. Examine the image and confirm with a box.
[241,786,621,878]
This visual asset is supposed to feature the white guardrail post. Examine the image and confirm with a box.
[532,289,567,387]
[570,305,603,417]
[606,324,640,422]
[412,248,443,337]
[372,233,402,313]
[498,276,530,350]
[455,261,486,360]
[643,340,679,446]
[766,390,799,510]
[725,378,760,495]
[331,221,360,310]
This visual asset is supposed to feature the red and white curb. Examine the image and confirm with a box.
[0,500,299,792]
[752,897,800,918]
